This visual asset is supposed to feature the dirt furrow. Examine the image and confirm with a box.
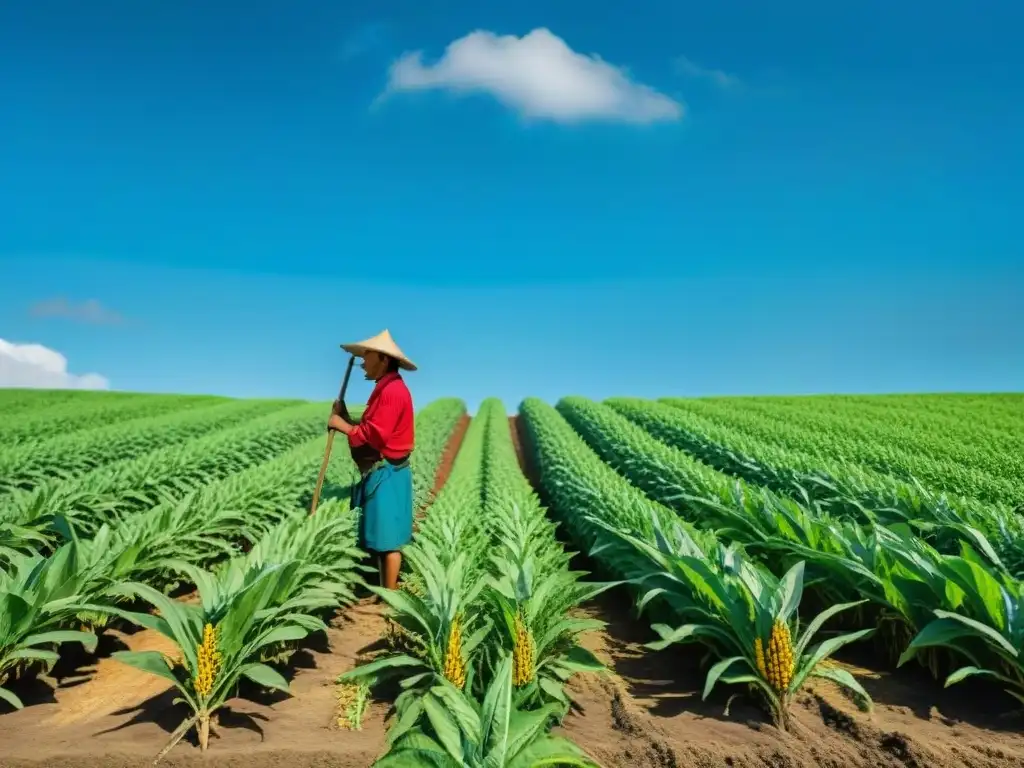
[420,412,471,514]
[0,601,390,767]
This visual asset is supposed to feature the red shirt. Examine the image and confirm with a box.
[348,371,415,460]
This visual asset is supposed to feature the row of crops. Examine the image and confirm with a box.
[517,395,1024,729]
[658,395,1024,507]
[339,399,607,766]
[0,393,467,760]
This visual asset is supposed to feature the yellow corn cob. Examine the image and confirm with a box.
[442,615,467,689]
[760,619,794,694]
[512,609,535,687]
[754,636,767,678]
[194,623,222,699]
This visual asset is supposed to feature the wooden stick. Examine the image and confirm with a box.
[310,355,356,515]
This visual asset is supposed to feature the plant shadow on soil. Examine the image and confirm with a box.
[507,414,1024,768]
[94,655,346,751]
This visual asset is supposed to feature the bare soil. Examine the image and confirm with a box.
[508,415,1024,768]
[414,412,470,528]
[555,596,1024,768]
[0,600,391,768]
[509,415,539,489]
[429,413,471,502]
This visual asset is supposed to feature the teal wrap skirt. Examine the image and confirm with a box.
[351,459,413,553]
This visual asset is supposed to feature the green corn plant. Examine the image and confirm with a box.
[95,560,324,756]
[685,493,949,668]
[898,543,1024,707]
[338,547,492,699]
[237,501,368,662]
[597,511,874,731]
[374,653,598,767]
[0,542,97,710]
[240,501,367,607]
[486,542,612,712]
[478,400,617,712]
[0,519,50,566]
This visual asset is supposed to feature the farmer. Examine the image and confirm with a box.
[327,329,416,591]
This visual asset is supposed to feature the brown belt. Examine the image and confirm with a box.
[359,455,411,478]
[352,445,411,475]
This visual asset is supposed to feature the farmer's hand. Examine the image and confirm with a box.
[328,413,353,434]
[332,399,352,421]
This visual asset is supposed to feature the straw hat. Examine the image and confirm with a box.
[341,329,417,371]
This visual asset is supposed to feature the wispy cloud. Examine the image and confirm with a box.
[29,297,125,325]
[379,28,683,125]
[674,56,741,89]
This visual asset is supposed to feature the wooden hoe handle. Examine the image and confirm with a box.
[309,355,356,516]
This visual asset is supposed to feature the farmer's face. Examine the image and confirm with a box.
[361,351,388,380]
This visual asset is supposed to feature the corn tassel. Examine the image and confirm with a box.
[442,615,467,689]
[512,609,535,687]
[194,623,222,699]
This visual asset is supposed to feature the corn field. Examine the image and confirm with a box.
[0,388,1021,766]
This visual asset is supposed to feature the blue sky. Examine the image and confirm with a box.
[1,0,1021,411]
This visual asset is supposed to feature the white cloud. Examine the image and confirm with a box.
[0,338,110,390]
[674,56,740,89]
[382,28,683,124]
